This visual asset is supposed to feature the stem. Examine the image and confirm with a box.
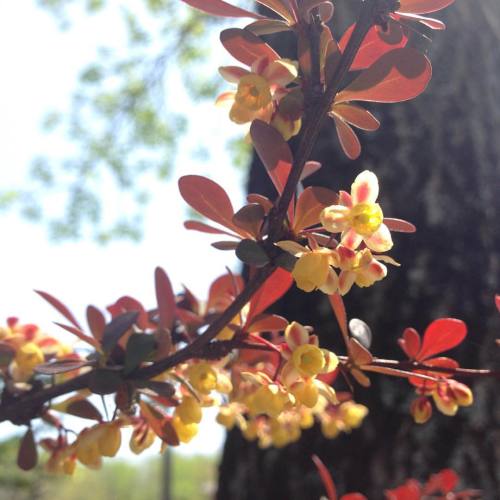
[267,0,377,240]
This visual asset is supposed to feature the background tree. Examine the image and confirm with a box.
[217,1,500,498]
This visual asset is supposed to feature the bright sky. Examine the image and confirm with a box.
[0,2,247,458]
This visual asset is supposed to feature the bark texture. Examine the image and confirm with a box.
[217,1,500,498]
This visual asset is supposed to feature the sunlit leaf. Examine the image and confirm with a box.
[208,273,244,311]
[408,356,458,387]
[246,19,290,36]
[339,21,408,71]
[293,186,338,232]
[331,103,380,131]
[417,318,467,360]
[220,28,279,66]
[86,305,105,343]
[246,267,293,323]
[398,327,421,359]
[384,218,416,233]
[250,120,294,219]
[312,454,337,500]
[35,290,82,330]
[155,267,176,331]
[255,0,295,24]
[179,175,240,233]
[247,313,288,333]
[184,220,240,238]
[336,48,432,104]
[398,0,455,14]
[333,116,361,160]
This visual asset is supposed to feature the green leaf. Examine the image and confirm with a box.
[235,240,270,267]
[124,333,157,374]
[101,312,139,355]
[89,368,123,395]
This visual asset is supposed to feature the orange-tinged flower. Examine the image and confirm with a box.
[336,246,392,295]
[292,344,326,378]
[410,396,433,424]
[217,56,298,132]
[129,424,155,455]
[321,170,393,252]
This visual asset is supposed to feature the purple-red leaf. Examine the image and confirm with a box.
[66,399,103,421]
[179,175,240,233]
[155,267,176,331]
[17,428,38,471]
[220,28,279,66]
[247,313,288,333]
[336,48,432,104]
[54,322,100,349]
[312,454,337,500]
[86,305,105,343]
[250,120,294,220]
[181,0,263,19]
[35,290,82,330]
[417,318,467,361]
[398,327,421,359]
[184,220,240,238]
[331,103,380,131]
[384,218,416,233]
[328,293,349,342]
[398,0,455,14]
[35,358,92,375]
[333,117,361,160]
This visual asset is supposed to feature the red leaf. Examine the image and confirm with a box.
[340,495,367,500]
[385,480,422,500]
[293,186,339,233]
[255,0,295,24]
[208,274,244,311]
[495,294,500,313]
[110,296,152,330]
[247,193,273,214]
[211,241,240,250]
[66,399,103,421]
[333,116,361,160]
[328,293,349,343]
[154,267,176,331]
[179,175,240,234]
[35,290,82,330]
[398,0,455,14]
[300,161,322,181]
[384,218,416,233]
[250,120,293,195]
[331,103,380,131]
[339,21,408,71]
[417,318,467,361]
[35,358,92,375]
[398,327,421,359]
[424,468,459,494]
[86,305,105,343]
[220,28,279,66]
[312,454,337,500]
[17,428,38,471]
[246,268,293,323]
[184,220,240,238]
[247,313,288,333]
[233,203,265,237]
[54,322,100,349]
[336,48,432,104]
[181,0,263,18]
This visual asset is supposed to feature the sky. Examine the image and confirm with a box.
[0,2,248,458]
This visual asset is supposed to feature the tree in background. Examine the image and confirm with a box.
[218,1,500,498]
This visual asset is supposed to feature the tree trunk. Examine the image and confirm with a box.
[217,1,500,498]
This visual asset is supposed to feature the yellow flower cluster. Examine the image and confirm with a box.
[278,170,402,296]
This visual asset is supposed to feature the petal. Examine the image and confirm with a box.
[285,321,310,350]
[351,170,379,204]
[356,260,387,288]
[364,224,393,252]
[261,59,299,86]
[215,91,236,108]
[275,240,308,256]
[338,190,353,208]
[218,66,250,83]
[339,270,356,295]
[341,228,363,250]
[319,268,339,294]
[229,102,257,124]
[320,205,350,233]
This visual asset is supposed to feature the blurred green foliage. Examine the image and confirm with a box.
[2,0,227,242]
[0,436,216,500]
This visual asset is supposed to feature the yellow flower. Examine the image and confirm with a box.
[321,170,393,252]
[186,363,217,395]
[292,344,326,378]
[172,415,198,444]
[15,342,44,373]
[175,396,202,425]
